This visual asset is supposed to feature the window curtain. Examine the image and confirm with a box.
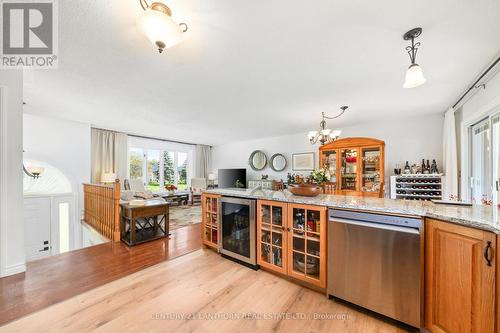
[195,145,212,178]
[443,108,458,200]
[91,128,128,185]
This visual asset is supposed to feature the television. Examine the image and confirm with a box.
[218,169,247,189]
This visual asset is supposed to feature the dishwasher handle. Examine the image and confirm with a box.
[331,217,420,235]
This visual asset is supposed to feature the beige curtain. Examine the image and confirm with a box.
[195,145,212,178]
[91,128,128,184]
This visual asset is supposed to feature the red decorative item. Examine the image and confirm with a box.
[346,155,357,163]
[307,220,315,236]
[165,184,177,191]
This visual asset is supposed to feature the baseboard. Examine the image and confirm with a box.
[2,262,26,277]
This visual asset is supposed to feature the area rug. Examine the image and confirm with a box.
[169,205,202,231]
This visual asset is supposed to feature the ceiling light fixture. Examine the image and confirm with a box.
[403,27,426,89]
[138,0,188,54]
[23,150,44,179]
[308,106,348,145]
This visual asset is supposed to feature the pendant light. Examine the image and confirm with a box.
[137,0,188,53]
[403,28,426,89]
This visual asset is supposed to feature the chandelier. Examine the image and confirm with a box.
[308,106,348,145]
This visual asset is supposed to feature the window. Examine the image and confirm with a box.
[129,148,144,181]
[468,112,500,205]
[127,137,194,192]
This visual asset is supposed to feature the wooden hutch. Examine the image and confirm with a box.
[319,137,385,197]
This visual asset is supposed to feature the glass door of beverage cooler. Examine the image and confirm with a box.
[257,201,287,274]
[361,147,381,194]
[220,197,256,265]
[341,148,358,192]
[288,204,326,288]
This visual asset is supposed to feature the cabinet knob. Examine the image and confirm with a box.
[484,241,493,266]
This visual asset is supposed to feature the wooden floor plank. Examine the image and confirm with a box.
[0,224,202,326]
[1,249,413,333]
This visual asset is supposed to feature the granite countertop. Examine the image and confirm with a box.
[203,188,500,234]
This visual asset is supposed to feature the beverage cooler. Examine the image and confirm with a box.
[219,197,257,266]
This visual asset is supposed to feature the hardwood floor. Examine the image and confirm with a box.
[2,248,413,333]
[0,223,202,326]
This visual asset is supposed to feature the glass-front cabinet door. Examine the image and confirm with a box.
[361,147,382,194]
[287,204,326,288]
[321,150,337,184]
[257,200,287,274]
[202,194,220,249]
[341,148,358,192]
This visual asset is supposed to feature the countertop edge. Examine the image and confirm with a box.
[203,189,500,234]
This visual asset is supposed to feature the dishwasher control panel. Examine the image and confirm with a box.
[329,209,422,229]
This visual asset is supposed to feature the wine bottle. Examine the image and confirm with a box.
[421,159,426,174]
[426,160,431,174]
[431,159,438,174]
[404,161,410,174]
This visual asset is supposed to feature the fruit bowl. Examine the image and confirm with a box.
[288,183,323,197]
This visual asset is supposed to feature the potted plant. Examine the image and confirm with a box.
[165,184,177,195]
[307,166,331,185]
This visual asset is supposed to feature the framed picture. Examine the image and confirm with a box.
[292,152,315,171]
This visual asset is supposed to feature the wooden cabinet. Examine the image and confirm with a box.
[201,193,220,249]
[425,218,496,333]
[319,137,385,197]
[257,200,327,288]
[257,200,287,275]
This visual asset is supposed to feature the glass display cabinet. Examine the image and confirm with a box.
[319,137,385,197]
[256,201,327,288]
[288,204,326,287]
[257,200,287,274]
[201,193,221,249]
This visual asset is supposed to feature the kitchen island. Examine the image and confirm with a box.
[202,188,499,332]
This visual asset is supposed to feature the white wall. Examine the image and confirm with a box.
[0,70,25,277]
[23,113,91,249]
[213,113,444,192]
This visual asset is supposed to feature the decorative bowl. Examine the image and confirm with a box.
[288,183,323,197]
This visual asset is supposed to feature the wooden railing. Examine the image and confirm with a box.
[83,180,120,242]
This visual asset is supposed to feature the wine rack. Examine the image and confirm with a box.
[390,174,444,201]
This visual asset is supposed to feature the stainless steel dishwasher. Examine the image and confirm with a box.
[328,209,422,328]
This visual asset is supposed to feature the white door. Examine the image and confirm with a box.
[24,197,52,261]
[470,118,492,204]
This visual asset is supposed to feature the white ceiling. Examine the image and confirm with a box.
[23,0,500,145]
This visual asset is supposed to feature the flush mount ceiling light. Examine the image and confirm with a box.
[138,0,188,53]
[403,27,426,89]
[308,106,348,145]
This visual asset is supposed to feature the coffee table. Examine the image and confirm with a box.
[160,191,189,206]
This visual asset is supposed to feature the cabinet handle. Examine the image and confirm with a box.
[484,241,493,266]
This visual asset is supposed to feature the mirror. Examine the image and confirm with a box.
[270,153,287,172]
[249,150,268,171]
